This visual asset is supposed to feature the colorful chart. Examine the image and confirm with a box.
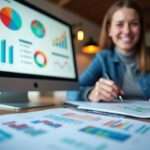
[52,32,68,49]
[32,120,62,128]
[135,125,150,134]
[3,121,46,137]
[46,114,81,125]
[61,137,107,150]
[34,50,47,68]
[80,126,131,142]
[63,112,100,121]
[103,119,134,131]
[0,129,12,142]
[31,20,45,38]
[0,7,22,30]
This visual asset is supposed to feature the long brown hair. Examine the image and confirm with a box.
[99,0,150,72]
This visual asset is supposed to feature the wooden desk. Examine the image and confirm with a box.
[0,96,64,115]
[0,98,150,123]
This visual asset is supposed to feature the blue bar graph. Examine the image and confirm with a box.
[1,40,6,63]
[0,39,14,64]
[9,46,13,64]
[53,32,68,49]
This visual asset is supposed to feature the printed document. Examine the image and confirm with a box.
[0,107,150,150]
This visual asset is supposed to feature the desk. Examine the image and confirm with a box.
[0,96,64,115]
[0,98,150,150]
[0,96,150,122]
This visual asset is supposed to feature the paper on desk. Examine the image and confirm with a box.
[75,100,150,118]
[0,108,150,150]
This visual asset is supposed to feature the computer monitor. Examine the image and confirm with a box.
[0,0,78,109]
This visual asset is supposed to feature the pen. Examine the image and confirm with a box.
[104,73,123,102]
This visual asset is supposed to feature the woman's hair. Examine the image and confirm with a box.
[99,0,150,72]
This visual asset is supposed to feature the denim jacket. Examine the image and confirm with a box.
[67,49,150,101]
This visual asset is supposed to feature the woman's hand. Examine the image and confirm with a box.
[88,78,123,102]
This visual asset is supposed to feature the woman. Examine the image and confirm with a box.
[67,0,150,102]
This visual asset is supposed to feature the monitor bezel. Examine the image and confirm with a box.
[0,0,79,90]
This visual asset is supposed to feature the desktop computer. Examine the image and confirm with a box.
[0,0,78,109]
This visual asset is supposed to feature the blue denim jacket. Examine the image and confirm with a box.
[67,49,150,101]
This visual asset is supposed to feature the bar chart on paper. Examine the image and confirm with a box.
[0,39,14,64]
[0,108,150,150]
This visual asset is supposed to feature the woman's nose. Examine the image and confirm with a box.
[123,24,131,34]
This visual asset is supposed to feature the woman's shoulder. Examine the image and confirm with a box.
[96,48,115,58]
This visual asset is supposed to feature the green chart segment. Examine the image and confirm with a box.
[0,7,22,30]
[31,20,45,38]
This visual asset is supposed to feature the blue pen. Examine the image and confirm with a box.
[104,73,123,102]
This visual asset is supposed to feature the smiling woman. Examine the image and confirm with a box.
[108,7,141,52]
[67,0,150,102]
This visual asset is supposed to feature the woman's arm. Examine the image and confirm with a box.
[67,54,103,101]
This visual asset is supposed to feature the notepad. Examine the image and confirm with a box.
[66,100,150,118]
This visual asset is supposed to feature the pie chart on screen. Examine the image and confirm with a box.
[0,7,22,30]
[34,50,47,68]
[31,20,45,38]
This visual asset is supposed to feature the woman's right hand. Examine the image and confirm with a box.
[88,78,123,102]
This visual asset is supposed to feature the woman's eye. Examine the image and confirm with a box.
[131,22,140,26]
[116,23,123,27]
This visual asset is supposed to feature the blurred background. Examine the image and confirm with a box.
[26,0,150,99]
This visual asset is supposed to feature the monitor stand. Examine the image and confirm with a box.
[0,92,52,110]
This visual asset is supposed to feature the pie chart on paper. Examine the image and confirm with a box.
[31,20,45,38]
[0,7,22,30]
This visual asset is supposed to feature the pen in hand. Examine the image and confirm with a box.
[104,73,123,102]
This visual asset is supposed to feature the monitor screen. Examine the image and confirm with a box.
[0,0,78,91]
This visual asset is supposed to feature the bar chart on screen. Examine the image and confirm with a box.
[0,39,14,64]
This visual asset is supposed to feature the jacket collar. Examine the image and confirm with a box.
[110,49,122,63]
[111,49,140,74]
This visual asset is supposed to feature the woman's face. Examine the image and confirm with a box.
[109,7,141,52]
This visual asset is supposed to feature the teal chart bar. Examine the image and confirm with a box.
[1,40,6,63]
[9,46,13,64]
[0,39,14,64]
